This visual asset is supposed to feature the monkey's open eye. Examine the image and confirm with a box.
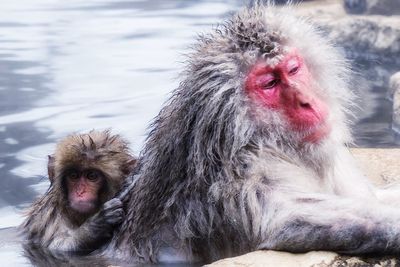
[68,171,79,180]
[87,170,100,181]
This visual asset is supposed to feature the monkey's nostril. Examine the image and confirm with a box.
[300,102,311,109]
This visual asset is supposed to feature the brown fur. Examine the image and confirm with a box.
[21,130,135,252]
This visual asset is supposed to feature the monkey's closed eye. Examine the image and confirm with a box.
[289,66,299,75]
[263,79,279,90]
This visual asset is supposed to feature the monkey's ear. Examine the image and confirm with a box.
[122,158,137,176]
[47,155,55,184]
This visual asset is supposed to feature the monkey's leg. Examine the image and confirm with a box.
[259,193,400,255]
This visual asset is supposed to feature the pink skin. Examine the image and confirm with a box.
[67,171,102,214]
[245,51,330,143]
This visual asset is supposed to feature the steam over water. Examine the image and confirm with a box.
[0,0,398,265]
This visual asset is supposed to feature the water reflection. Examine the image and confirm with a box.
[23,244,119,267]
[23,243,203,267]
[0,0,398,265]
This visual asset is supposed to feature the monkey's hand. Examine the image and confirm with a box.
[98,198,125,227]
[66,198,124,252]
[87,198,124,240]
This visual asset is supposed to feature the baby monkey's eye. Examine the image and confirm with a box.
[68,171,79,180]
[87,170,100,181]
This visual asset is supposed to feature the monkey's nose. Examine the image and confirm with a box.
[77,187,86,196]
[285,85,313,110]
[293,88,314,109]
[294,92,313,110]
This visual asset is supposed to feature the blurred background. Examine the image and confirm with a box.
[0,0,399,265]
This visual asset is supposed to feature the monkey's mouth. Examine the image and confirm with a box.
[301,122,331,143]
[70,200,97,214]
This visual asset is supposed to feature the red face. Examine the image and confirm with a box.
[66,169,104,214]
[245,51,330,143]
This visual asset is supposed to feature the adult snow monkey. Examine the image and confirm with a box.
[96,4,400,265]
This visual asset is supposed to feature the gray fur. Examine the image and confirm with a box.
[102,4,400,264]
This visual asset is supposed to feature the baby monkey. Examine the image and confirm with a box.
[21,130,136,253]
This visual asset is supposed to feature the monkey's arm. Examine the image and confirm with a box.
[330,147,377,198]
[331,148,400,207]
[48,198,124,252]
[259,192,400,255]
[244,152,400,255]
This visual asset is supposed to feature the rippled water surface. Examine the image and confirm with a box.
[0,0,398,266]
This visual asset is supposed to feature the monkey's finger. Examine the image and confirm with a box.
[106,209,125,224]
[103,198,123,211]
[118,174,139,201]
